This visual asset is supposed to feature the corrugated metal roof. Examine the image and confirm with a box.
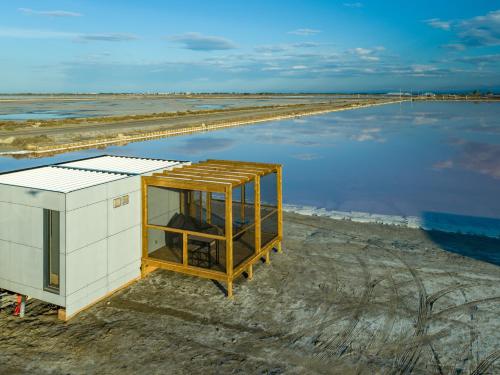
[0,166,126,193]
[58,155,183,175]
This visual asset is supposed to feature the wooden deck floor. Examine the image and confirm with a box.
[149,230,277,273]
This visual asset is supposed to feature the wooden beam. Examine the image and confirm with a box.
[207,192,212,224]
[231,209,277,239]
[254,176,261,255]
[179,189,185,215]
[180,166,257,178]
[143,175,228,193]
[185,161,265,171]
[152,173,240,186]
[199,191,203,221]
[197,161,269,175]
[163,169,252,180]
[227,280,233,298]
[182,232,188,266]
[189,191,196,217]
[141,177,148,278]
[146,224,225,240]
[241,184,246,222]
[276,165,283,251]
[159,170,245,184]
[205,159,280,170]
[232,237,280,277]
[207,159,281,168]
[225,187,233,281]
[143,258,227,282]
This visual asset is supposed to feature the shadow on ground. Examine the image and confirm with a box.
[421,211,500,266]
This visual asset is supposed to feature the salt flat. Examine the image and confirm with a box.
[1,212,498,374]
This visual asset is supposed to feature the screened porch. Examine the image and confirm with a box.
[141,160,283,297]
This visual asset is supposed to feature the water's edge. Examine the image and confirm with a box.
[283,204,500,239]
[0,100,405,157]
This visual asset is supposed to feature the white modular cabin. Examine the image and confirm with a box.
[0,155,187,318]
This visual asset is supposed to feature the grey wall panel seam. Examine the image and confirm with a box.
[66,275,108,297]
[66,237,108,255]
[0,239,42,250]
[0,201,64,209]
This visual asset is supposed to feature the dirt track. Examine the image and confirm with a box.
[0,212,499,374]
[0,98,396,153]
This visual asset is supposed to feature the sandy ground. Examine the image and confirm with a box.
[0,212,499,374]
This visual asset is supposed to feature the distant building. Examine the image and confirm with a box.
[386,92,412,96]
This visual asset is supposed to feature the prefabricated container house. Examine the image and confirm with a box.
[0,155,283,320]
[0,155,187,319]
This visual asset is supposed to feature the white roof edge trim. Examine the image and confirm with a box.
[57,155,187,175]
[0,166,128,193]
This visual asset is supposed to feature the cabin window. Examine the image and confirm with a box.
[43,209,60,294]
[113,198,121,208]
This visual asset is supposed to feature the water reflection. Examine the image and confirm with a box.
[0,102,499,223]
[0,111,79,120]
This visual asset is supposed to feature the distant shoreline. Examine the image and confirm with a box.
[1,97,498,158]
[284,204,500,239]
[0,99,404,157]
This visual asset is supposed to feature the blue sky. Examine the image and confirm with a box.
[1,1,499,93]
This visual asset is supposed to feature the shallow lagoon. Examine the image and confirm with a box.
[1,101,499,229]
[0,96,332,119]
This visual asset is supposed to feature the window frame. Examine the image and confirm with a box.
[43,209,61,294]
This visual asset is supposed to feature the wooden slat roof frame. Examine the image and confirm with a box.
[148,159,280,189]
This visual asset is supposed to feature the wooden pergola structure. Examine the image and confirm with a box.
[141,159,283,297]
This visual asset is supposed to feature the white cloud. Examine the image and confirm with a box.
[361,56,379,61]
[426,10,500,48]
[78,33,138,42]
[424,18,451,31]
[458,9,500,47]
[349,47,384,62]
[168,32,237,51]
[288,28,321,36]
[18,8,82,17]
[352,47,372,55]
[442,43,466,51]
[255,42,320,54]
[0,27,138,42]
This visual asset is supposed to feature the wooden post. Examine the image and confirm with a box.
[241,184,246,222]
[206,192,212,223]
[58,308,67,321]
[247,264,253,280]
[225,187,233,297]
[180,190,184,214]
[254,176,261,255]
[265,251,270,265]
[199,191,203,221]
[276,166,283,253]
[182,232,188,267]
[141,178,149,278]
[189,191,196,217]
